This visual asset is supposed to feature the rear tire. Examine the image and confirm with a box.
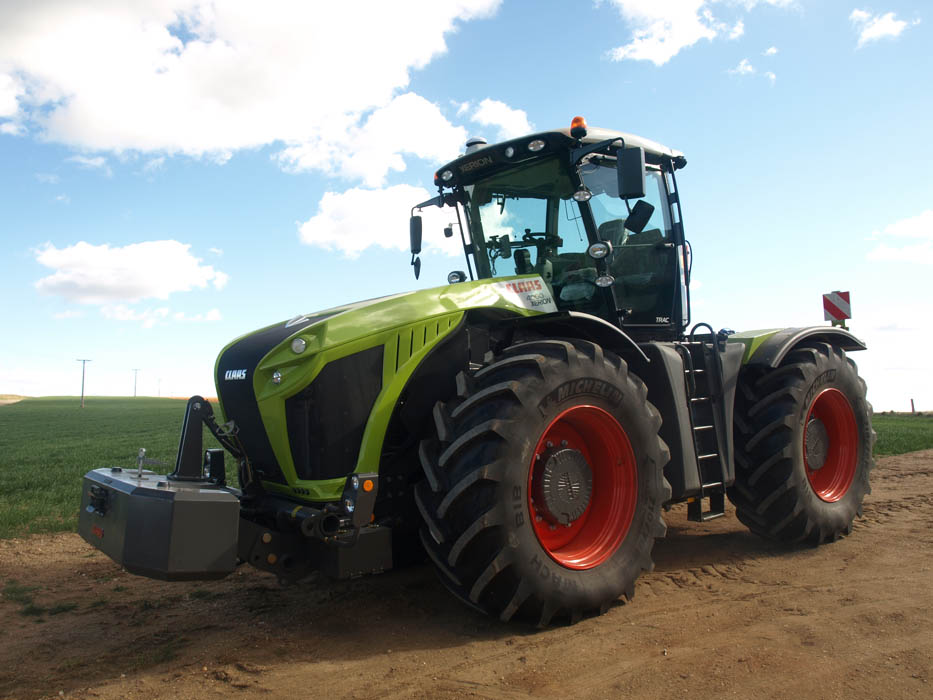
[416,339,670,625]
[729,342,875,543]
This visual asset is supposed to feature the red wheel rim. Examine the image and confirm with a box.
[528,405,637,569]
[803,388,858,502]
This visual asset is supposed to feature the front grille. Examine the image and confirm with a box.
[285,345,384,481]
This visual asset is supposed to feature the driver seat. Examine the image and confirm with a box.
[597,219,627,247]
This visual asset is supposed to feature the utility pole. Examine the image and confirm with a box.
[133,368,140,397]
[77,359,91,408]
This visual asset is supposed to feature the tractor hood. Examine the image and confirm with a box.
[212,275,556,493]
[215,274,555,395]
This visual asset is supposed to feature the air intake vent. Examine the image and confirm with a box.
[285,345,384,481]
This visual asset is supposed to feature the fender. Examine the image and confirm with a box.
[731,326,867,368]
[488,310,649,364]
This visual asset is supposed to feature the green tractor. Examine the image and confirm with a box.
[79,116,874,626]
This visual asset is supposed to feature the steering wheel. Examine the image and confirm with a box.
[521,230,562,247]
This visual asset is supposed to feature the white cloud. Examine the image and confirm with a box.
[0,72,22,117]
[55,193,70,204]
[34,240,230,304]
[276,92,467,187]
[101,304,170,329]
[67,154,111,176]
[866,210,933,264]
[763,45,778,55]
[299,185,461,259]
[604,1,795,65]
[0,0,500,181]
[143,156,165,173]
[470,99,533,141]
[850,9,916,48]
[764,70,777,84]
[730,58,756,75]
[35,173,59,184]
[209,247,223,255]
[606,1,720,66]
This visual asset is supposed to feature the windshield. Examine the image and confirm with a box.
[466,156,614,317]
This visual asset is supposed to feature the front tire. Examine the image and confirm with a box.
[416,339,670,625]
[730,342,875,543]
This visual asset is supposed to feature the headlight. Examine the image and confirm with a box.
[595,275,615,287]
[291,337,307,354]
[440,169,454,182]
[272,370,283,385]
[504,146,515,158]
[528,139,546,152]
[587,241,612,259]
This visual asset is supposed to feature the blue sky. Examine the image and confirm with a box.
[1,0,930,410]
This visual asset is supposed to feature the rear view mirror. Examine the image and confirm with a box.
[410,215,423,255]
[617,147,646,200]
[624,200,655,234]
[497,235,512,259]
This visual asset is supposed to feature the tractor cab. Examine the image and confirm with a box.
[412,117,691,341]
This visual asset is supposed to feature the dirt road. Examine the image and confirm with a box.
[2,451,931,700]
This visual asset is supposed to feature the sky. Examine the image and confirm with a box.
[1,0,930,411]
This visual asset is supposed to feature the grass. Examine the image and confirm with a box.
[3,580,39,605]
[0,397,222,538]
[872,412,933,456]
[0,397,930,539]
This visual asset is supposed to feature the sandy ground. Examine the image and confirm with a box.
[1,451,931,700]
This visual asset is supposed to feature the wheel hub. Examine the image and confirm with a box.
[805,417,829,471]
[534,448,593,526]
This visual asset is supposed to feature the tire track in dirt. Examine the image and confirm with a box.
[1,450,932,700]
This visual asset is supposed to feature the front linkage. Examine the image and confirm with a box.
[78,396,389,582]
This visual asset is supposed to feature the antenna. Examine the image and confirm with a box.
[133,368,140,397]
[76,359,92,408]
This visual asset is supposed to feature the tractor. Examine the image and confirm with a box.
[79,116,874,626]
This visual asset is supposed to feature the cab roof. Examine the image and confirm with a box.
[436,125,685,188]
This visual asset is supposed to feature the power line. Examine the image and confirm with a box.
[76,359,92,408]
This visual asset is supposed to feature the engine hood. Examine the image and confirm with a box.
[212,275,556,483]
[216,274,555,385]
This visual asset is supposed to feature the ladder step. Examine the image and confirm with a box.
[701,481,724,490]
[687,491,726,522]
[693,425,714,432]
[684,368,705,374]
[697,453,720,460]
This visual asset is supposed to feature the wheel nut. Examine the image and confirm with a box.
[561,440,568,447]
[546,441,553,448]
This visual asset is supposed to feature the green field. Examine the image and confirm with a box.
[0,398,931,539]
[872,412,933,456]
[0,397,222,538]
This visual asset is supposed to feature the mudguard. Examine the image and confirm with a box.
[729,327,866,368]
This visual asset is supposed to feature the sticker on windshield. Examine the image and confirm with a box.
[493,277,557,313]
